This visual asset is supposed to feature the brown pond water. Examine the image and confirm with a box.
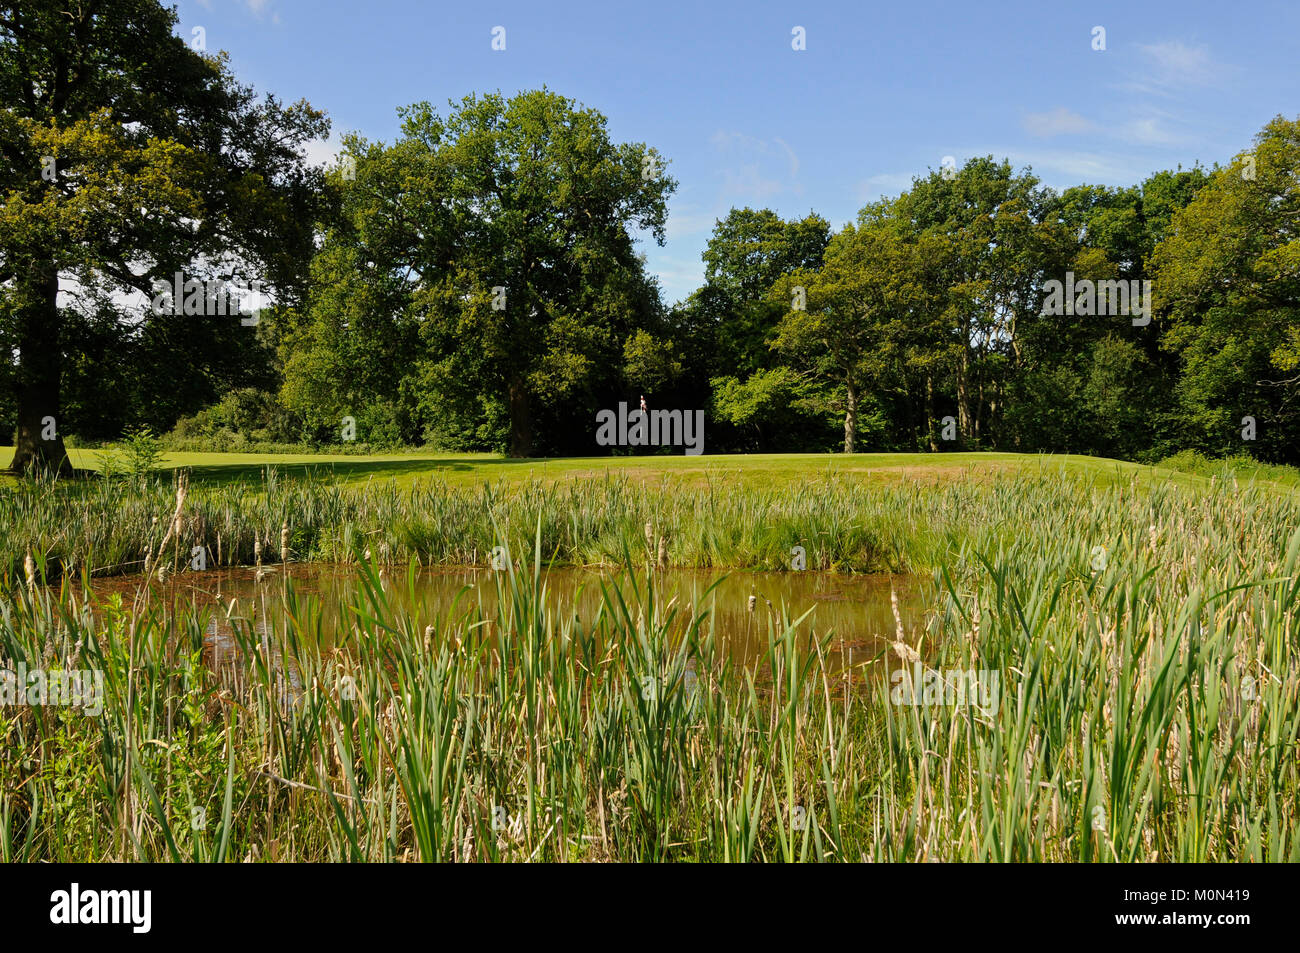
[87,565,932,679]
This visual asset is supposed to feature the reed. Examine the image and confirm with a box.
[1,467,1297,861]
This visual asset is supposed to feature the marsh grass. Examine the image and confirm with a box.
[1,469,1298,861]
[1,469,926,581]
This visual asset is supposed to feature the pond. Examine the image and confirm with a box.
[88,564,932,681]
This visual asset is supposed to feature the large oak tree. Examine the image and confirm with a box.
[281,90,674,457]
[1,0,326,473]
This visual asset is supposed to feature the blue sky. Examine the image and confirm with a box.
[177,0,1300,305]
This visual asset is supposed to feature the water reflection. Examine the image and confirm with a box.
[93,565,931,683]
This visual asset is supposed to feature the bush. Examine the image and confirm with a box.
[1158,450,1300,486]
[165,388,299,449]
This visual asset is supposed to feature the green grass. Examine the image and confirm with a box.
[0,451,1247,585]
[0,446,1235,490]
[3,469,1299,861]
[1,450,1294,586]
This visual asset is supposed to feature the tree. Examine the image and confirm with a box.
[893,158,1061,448]
[0,0,327,473]
[1017,169,1208,459]
[770,203,930,452]
[696,207,830,378]
[710,366,835,451]
[1152,116,1300,461]
[282,90,674,456]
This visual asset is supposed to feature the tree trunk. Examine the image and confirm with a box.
[925,373,938,452]
[507,373,533,457]
[8,262,71,476]
[957,339,974,451]
[843,380,858,454]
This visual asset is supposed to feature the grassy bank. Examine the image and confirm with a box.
[2,463,1299,861]
[0,450,1279,584]
[1,446,1221,490]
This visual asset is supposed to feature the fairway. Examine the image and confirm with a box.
[0,447,1224,490]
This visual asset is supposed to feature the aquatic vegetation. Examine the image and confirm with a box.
[1,467,1297,861]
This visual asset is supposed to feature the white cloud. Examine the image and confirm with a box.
[720,164,783,199]
[772,137,800,178]
[998,148,1156,187]
[1021,104,1193,150]
[1023,107,1097,138]
[855,171,914,200]
[300,136,343,168]
[642,252,706,307]
[710,130,802,200]
[1139,40,1215,86]
[664,205,719,242]
[1123,40,1235,97]
[1122,117,1183,146]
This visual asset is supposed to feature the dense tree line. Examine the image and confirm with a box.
[4,1,1299,471]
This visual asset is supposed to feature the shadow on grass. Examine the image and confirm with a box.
[176,456,528,485]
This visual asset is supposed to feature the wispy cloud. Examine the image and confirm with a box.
[710,130,802,200]
[999,148,1159,187]
[1022,101,1195,150]
[1023,107,1097,138]
[855,171,915,200]
[771,137,800,178]
[1121,39,1235,97]
[719,164,783,199]
[1121,116,1184,146]
[300,136,342,168]
[1139,40,1215,86]
[642,251,708,306]
[663,204,719,242]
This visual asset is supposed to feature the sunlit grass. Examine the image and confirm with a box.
[0,447,1228,490]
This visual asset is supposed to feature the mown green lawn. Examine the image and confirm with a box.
[0,446,1246,490]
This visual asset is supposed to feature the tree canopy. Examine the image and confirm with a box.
[3,1,1298,468]
[1,0,326,473]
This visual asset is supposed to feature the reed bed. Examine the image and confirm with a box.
[1,468,1298,861]
[1,468,931,580]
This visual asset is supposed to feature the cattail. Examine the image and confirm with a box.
[24,550,36,593]
[143,514,158,572]
[280,523,290,564]
[254,538,263,573]
[657,531,669,567]
[644,521,655,553]
[889,641,922,665]
[890,587,905,643]
[747,594,756,612]
[889,587,922,663]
